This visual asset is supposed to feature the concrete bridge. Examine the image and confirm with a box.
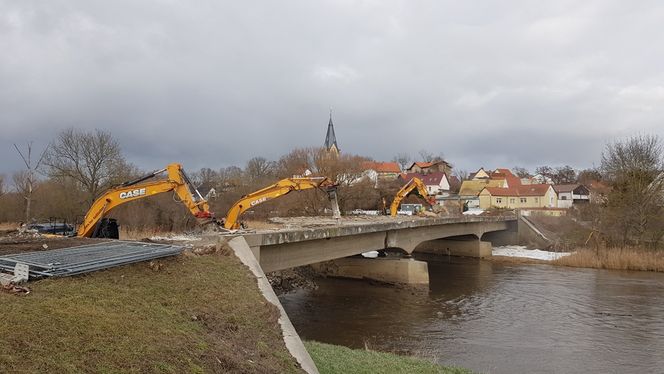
[242,215,518,273]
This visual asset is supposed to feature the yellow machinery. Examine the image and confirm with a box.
[78,163,214,238]
[223,177,340,230]
[390,177,435,217]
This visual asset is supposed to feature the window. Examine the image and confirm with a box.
[510,198,516,204]
[496,198,502,204]
[520,198,527,203]
[534,198,539,203]
[561,196,567,200]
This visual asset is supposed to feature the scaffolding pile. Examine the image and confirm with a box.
[0,241,183,279]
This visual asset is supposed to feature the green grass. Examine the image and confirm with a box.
[0,252,302,373]
[305,341,472,374]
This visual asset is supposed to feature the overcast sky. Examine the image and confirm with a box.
[2,0,664,177]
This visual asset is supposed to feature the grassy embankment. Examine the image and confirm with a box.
[499,216,664,272]
[552,247,664,272]
[305,341,472,374]
[0,250,302,373]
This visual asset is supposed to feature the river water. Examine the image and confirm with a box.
[279,256,664,373]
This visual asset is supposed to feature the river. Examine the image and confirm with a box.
[279,256,664,373]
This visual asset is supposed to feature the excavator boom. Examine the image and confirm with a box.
[223,177,339,230]
[77,163,213,238]
[389,177,435,217]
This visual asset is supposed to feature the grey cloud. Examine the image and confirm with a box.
[2,0,664,176]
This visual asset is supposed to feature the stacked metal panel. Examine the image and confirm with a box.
[0,241,183,279]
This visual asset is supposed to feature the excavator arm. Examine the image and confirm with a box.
[223,177,339,230]
[389,177,435,217]
[77,163,213,238]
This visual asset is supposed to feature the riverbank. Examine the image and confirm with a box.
[0,249,303,373]
[490,246,664,272]
[305,341,471,374]
[552,247,664,272]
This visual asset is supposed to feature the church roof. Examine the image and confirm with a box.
[324,113,338,151]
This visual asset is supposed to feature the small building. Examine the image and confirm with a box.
[479,184,558,209]
[489,168,522,188]
[361,161,401,181]
[406,161,452,176]
[459,179,507,208]
[399,172,450,195]
[469,167,491,180]
[553,184,590,208]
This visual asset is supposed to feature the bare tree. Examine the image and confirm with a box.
[577,168,602,184]
[512,166,531,178]
[43,128,127,204]
[245,156,275,182]
[454,169,469,181]
[392,153,411,171]
[552,165,577,184]
[0,174,5,198]
[13,142,47,222]
[418,150,434,162]
[600,134,664,247]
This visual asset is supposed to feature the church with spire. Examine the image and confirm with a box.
[324,110,339,155]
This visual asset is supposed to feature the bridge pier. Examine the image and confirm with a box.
[312,257,429,285]
[415,238,492,258]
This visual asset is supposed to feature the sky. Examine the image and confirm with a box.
[2,0,664,177]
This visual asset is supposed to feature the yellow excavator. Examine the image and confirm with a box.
[222,177,340,230]
[78,163,214,238]
[390,177,436,217]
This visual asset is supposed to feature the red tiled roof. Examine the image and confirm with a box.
[362,161,401,173]
[484,184,551,197]
[400,172,447,186]
[491,168,521,187]
[553,184,581,193]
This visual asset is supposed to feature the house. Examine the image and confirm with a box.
[459,179,507,208]
[469,167,491,180]
[489,168,522,188]
[479,184,558,209]
[406,161,452,175]
[553,184,590,208]
[361,161,401,181]
[399,172,450,195]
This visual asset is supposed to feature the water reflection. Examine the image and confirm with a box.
[279,257,664,374]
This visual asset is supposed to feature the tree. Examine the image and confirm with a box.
[535,165,554,179]
[512,166,531,178]
[392,153,411,171]
[577,168,602,185]
[0,174,5,198]
[277,148,314,178]
[454,169,469,181]
[418,150,434,162]
[600,135,664,247]
[552,165,577,184]
[13,142,47,222]
[43,128,127,204]
[245,157,275,182]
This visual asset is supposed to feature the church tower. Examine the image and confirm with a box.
[324,110,339,155]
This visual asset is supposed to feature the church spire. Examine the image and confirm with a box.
[324,108,339,154]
